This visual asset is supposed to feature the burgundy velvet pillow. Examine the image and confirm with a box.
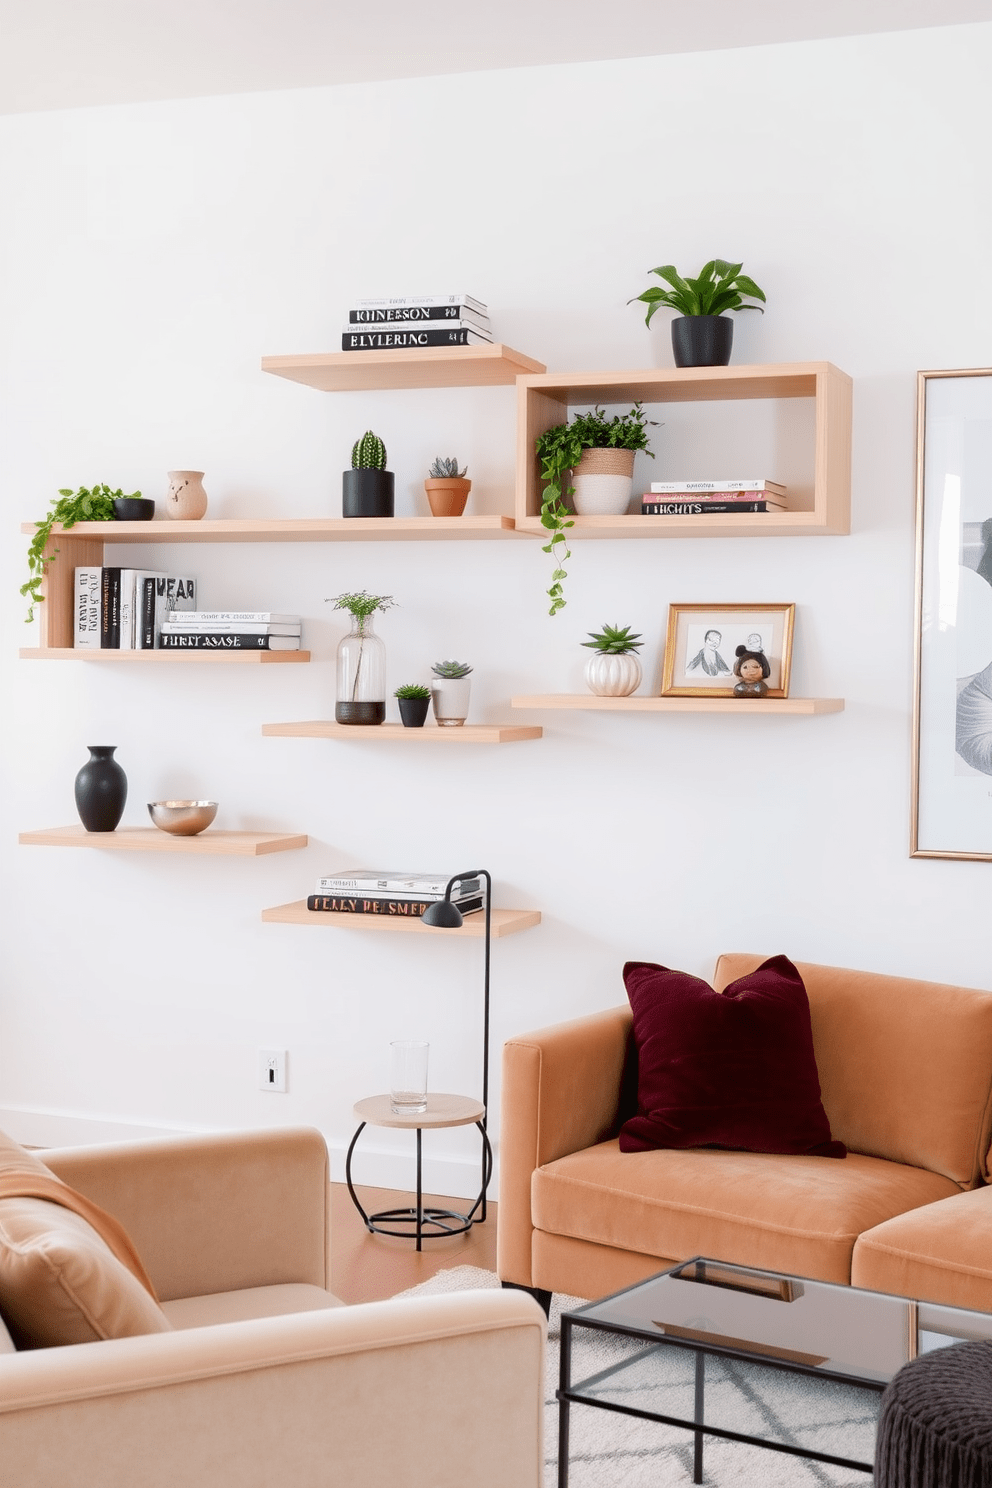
[619,955,845,1158]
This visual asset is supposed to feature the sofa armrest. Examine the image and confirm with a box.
[41,1127,329,1301]
[0,1290,544,1488]
[497,1005,633,1287]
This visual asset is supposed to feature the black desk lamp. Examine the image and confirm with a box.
[421,869,492,1218]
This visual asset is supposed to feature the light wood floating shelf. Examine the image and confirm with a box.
[262,721,542,742]
[19,516,521,545]
[19,827,308,854]
[511,695,845,715]
[516,361,852,538]
[261,343,546,391]
[20,647,310,664]
[262,903,542,937]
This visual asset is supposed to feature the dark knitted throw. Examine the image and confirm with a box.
[875,1341,992,1488]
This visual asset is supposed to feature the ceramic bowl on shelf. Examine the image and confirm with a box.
[147,800,218,836]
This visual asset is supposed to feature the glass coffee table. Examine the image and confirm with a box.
[557,1257,992,1486]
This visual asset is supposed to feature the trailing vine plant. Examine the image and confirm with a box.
[22,484,138,622]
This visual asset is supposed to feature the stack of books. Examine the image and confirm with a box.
[157,612,302,651]
[74,567,196,650]
[640,479,789,515]
[341,294,492,351]
[307,869,485,917]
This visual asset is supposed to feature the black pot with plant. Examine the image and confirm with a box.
[113,495,155,521]
[535,404,656,615]
[630,258,766,367]
[394,683,431,728]
[22,484,140,622]
[343,431,394,518]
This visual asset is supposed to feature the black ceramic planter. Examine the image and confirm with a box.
[113,497,156,521]
[342,470,395,518]
[335,701,386,725]
[397,696,430,728]
[671,315,734,368]
[74,745,127,832]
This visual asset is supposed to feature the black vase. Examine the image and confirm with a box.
[671,315,734,367]
[74,746,127,832]
[397,696,430,728]
[113,497,156,521]
[342,469,395,518]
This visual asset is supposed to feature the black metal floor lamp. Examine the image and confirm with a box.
[421,869,492,1220]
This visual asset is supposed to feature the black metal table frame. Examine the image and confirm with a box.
[557,1294,884,1486]
[345,1118,493,1253]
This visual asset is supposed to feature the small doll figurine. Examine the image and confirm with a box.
[733,644,771,697]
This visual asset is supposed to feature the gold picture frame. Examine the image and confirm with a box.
[661,603,795,698]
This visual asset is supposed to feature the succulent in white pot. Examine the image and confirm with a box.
[431,659,473,725]
[581,624,643,697]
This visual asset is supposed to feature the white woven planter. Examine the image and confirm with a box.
[572,448,635,516]
[584,652,642,697]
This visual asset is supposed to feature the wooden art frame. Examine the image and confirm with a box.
[661,603,795,698]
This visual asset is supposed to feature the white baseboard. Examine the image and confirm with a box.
[0,1107,498,1201]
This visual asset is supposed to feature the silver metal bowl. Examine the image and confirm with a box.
[147,800,218,836]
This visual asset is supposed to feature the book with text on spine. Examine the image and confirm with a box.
[160,621,301,637]
[649,478,787,494]
[166,611,300,625]
[342,328,491,351]
[356,293,487,314]
[74,568,102,649]
[343,318,492,343]
[157,631,300,650]
[100,568,121,649]
[313,883,482,903]
[307,894,484,916]
[140,575,196,649]
[348,304,490,329]
[316,870,481,895]
[641,501,780,515]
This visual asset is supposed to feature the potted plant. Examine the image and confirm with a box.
[326,590,396,724]
[430,659,473,726]
[394,682,431,728]
[22,484,141,621]
[342,431,394,518]
[630,258,766,367]
[535,404,655,615]
[424,457,471,517]
[581,624,644,697]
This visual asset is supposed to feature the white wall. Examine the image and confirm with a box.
[2,24,991,1195]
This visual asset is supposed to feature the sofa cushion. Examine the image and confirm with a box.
[852,1187,992,1311]
[532,1140,959,1284]
[162,1283,343,1329]
[620,956,844,1158]
[714,956,992,1188]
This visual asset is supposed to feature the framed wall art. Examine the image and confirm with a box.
[661,603,795,698]
[913,368,992,859]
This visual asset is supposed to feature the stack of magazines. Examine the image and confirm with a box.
[307,869,484,917]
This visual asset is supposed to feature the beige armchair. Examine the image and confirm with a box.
[0,1127,545,1487]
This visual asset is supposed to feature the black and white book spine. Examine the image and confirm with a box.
[140,575,197,649]
[641,501,777,515]
[117,570,141,650]
[313,882,482,902]
[133,571,169,648]
[160,621,301,637]
[166,611,300,625]
[157,631,300,650]
[100,567,122,649]
[356,293,487,314]
[74,568,102,649]
[348,305,490,330]
[342,328,490,351]
[343,318,492,342]
[649,479,786,494]
[315,873,481,895]
[307,894,484,916]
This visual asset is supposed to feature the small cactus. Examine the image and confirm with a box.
[429,456,467,478]
[351,431,387,470]
[431,659,473,679]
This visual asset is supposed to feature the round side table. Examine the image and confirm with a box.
[345,1092,493,1252]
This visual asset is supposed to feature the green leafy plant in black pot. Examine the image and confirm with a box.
[22,484,141,622]
[630,259,766,367]
[343,431,394,518]
[535,405,655,616]
[394,682,431,728]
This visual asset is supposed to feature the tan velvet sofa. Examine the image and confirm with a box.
[0,1127,545,1488]
[498,953,992,1314]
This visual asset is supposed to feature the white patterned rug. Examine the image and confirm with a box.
[398,1267,876,1487]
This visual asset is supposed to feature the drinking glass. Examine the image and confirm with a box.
[390,1040,429,1115]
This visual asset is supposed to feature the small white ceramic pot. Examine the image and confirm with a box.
[584,652,642,697]
[571,448,635,516]
[431,676,471,726]
[166,471,208,520]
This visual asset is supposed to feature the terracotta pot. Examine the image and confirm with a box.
[572,448,635,516]
[424,477,471,517]
[166,471,208,521]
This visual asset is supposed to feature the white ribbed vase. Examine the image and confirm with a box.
[584,652,642,697]
[571,448,635,516]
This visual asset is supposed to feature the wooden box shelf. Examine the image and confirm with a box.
[261,343,546,391]
[261,721,542,743]
[19,827,308,854]
[261,902,541,937]
[515,361,852,539]
[511,695,845,716]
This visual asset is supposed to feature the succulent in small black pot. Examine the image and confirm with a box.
[394,682,431,728]
[343,431,394,518]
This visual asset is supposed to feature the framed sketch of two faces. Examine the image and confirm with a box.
[661,603,795,698]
